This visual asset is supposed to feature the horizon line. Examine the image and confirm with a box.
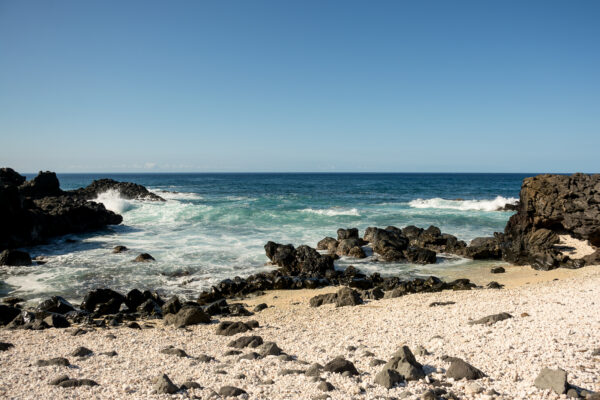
[19,170,594,175]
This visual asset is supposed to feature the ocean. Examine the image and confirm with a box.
[0,173,529,302]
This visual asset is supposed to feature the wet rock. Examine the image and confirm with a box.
[73,178,165,201]
[534,367,569,395]
[317,237,338,252]
[72,346,93,357]
[228,335,264,349]
[264,242,334,276]
[468,312,512,325]
[0,249,32,266]
[446,358,485,380]
[80,288,125,314]
[404,246,437,264]
[38,296,75,314]
[125,289,145,310]
[153,374,179,394]
[337,228,359,240]
[164,306,210,328]
[465,237,503,259]
[161,296,182,315]
[323,356,359,376]
[112,245,128,253]
[219,386,247,397]
[375,368,404,389]
[37,357,70,367]
[133,253,155,262]
[43,314,70,328]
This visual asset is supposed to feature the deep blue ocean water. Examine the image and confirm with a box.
[1,173,529,302]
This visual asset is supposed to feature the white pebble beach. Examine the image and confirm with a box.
[1,265,599,400]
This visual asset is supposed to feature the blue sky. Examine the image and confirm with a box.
[1,1,599,173]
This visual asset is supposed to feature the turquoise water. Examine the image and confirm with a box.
[0,173,528,301]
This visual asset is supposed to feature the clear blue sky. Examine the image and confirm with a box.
[1,0,598,173]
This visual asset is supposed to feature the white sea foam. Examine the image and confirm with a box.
[93,189,134,214]
[301,207,361,216]
[408,196,518,212]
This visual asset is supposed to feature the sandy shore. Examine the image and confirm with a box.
[1,265,599,399]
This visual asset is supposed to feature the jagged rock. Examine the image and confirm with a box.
[382,346,425,381]
[215,321,256,336]
[72,178,165,201]
[19,171,61,198]
[323,356,359,375]
[348,246,367,258]
[445,358,485,380]
[309,293,338,307]
[317,237,338,252]
[337,228,359,240]
[80,288,125,313]
[404,246,437,264]
[164,306,210,328]
[468,312,512,325]
[0,305,21,325]
[264,242,334,276]
[375,368,404,389]
[43,314,70,328]
[504,173,600,269]
[228,336,263,349]
[161,296,182,315]
[38,296,75,314]
[259,342,283,356]
[0,168,26,186]
[153,374,179,394]
[534,368,568,394]
[0,249,32,266]
[335,287,363,307]
[465,237,503,259]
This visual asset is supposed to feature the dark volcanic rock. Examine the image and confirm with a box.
[38,296,75,314]
[446,358,485,380]
[164,306,210,328]
[403,246,437,264]
[37,357,70,367]
[264,242,334,276]
[72,346,93,357]
[133,253,155,262]
[154,374,179,394]
[335,287,363,307]
[216,321,257,336]
[0,168,26,187]
[465,236,503,259]
[19,171,61,198]
[0,249,32,266]
[72,178,165,201]
[112,245,128,253]
[468,312,512,325]
[228,336,264,349]
[337,228,359,240]
[375,368,404,389]
[323,356,359,375]
[57,379,98,388]
[0,305,21,325]
[382,346,425,381]
[309,293,338,307]
[490,266,506,273]
[160,346,189,357]
[504,173,600,269]
[80,289,125,314]
[219,386,247,397]
[0,342,14,351]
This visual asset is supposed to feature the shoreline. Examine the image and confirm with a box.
[1,265,598,399]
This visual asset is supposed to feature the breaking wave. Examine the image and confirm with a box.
[301,207,361,216]
[408,196,518,212]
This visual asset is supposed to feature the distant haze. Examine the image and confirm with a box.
[1,1,599,173]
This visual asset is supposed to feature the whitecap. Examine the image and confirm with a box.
[408,196,518,212]
[93,189,134,214]
[301,207,361,216]
[151,190,204,200]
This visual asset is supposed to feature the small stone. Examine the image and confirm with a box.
[253,303,268,312]
[197,354,214,362]
[160,346,189,357]
[37,358,70,367]
[71,346,93,357]
[421,390,436,400]
[49,375,70,385]
[468,312,512,325]
[218,386,247,397]
[490,266,505,273]
[100,351,118,357]
[521,312,530,317]
[465,382,483,394]
[238,352,262,360]
[181,381,202,390]
[445,358,485,380]
[305,363,323,377]
[323,356,359,375]
[127,322,142,329]
[318,381,335,392]
[566,388,579,398]
[0,342,14,351]
[58,379,98,388]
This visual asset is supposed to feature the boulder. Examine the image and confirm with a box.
[404,246,437,264]
[38,296,75,314]
[133,253,155,262]
[19,171,61,198]
[465,237,503,259]
[0,305,21,325]
[337,228,359,240]
[317,237,338,252]
[215,321,256,336]
[382,346,425,381]
[0,249,32,266]
[375,368,404,389]
[153,374,179,394]
[335,287,363,307]
[80,289,125,314]
[72,178,165,201]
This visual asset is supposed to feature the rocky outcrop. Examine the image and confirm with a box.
[264,242,334,276]
[0,168,123,251]
[503,173,600,270]
[71,178,164,201]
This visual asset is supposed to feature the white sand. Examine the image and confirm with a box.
[556,235,597,259]
[1,266,599,399]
